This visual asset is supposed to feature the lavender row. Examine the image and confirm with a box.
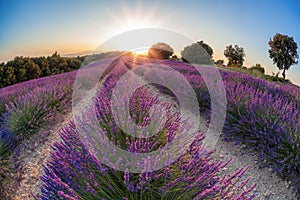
[40,55,255,199]
[0,71,76,159]
[158,59,299,192]
[0,71,77,123]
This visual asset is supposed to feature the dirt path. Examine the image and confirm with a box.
[10,112,71,200]
[9,84,101,200]
[211,138,299,200]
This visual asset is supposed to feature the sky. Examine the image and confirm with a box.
[1,0,300,85]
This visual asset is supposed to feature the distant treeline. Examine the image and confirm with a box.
[0,52,84,88]
[0,51,125,88]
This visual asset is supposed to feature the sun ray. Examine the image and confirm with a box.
[105,1,166,36]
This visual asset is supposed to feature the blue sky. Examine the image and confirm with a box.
[1,0,300,84]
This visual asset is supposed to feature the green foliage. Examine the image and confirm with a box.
[265,72,291,83]
[0,52,83,88]
[227,66,292,84]
[0,159,11,198]
[33,56,51,76]
[250,63,265,74]
[216,57,294,85]
[226,66,265,79]
[148,42,174,59]
[224,45,246,67]
[197,40,213,57]
[0,138,11,160]
[0,66,17,86]
[4,97,51,140]
[1,84,70,144]
[268,33,298,80]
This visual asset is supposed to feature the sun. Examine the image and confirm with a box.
[131,47,150,55]
[120,18,153,32]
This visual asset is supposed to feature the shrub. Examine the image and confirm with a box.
[250,64,265,74]
[226,66,265,79]
[265,72,291,83]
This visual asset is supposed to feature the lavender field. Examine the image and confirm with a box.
[0,71,77,197]
[0,55,299,199]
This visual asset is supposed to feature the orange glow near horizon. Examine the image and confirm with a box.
[132,47,150,56]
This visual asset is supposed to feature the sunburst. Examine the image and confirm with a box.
[105,1,167,35]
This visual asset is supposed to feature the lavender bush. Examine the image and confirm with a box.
[0,71,77,122]
[0,71,76,158]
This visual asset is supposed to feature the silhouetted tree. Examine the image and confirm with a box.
[268,33,298,80]
[148,42,174,59]
[224,45,246,67]
[197,41,213,57]
[0,63,5,88]
[181,42,213,65]
[215,59,225,66]
[170,54,179,60]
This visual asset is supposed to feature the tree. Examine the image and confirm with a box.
[3,66,16,86]
[197,41,213,57]
[0,63,5,87]
[48,52,64,74]
[24,58,41,79]
[6,56,27,82]
[33,56,51,76]
[0,52,85,88]
[215,59,225,66]
[181,42,213,65]
[250,63,265,74]
[268,33,298,80]
[67,58,82,70]
[224,45,246,67]
[148,42,174,59]
[170,54,179,60]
